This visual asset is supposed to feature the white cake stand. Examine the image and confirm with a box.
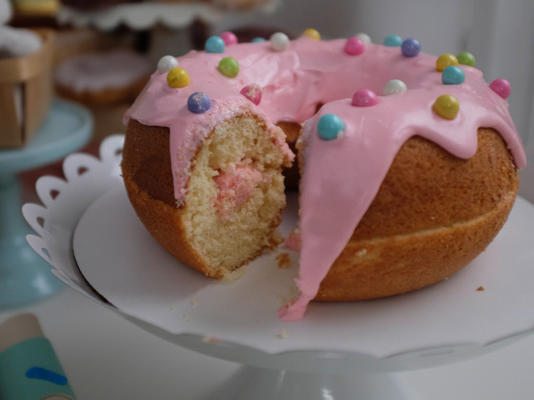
[57,1,281,31]
[22,135,534,400]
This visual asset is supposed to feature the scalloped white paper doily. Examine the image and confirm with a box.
[23,135,534,373]
[57,1,280,31]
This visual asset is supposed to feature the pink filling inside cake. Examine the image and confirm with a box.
[214,164,263,218]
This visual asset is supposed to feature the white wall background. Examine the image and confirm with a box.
[214,0,534,146]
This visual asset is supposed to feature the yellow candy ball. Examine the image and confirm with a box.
[167,67,190,88]
[432,94,459,120]
[436,53,459,72]
[303,28,321,40]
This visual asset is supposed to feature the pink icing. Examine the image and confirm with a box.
[125,36,526,321]
[214,164,263,218]
[284,230,301,251]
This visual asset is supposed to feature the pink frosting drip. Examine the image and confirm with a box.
[125,37,526,321]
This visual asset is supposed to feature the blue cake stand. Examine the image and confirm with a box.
[0,99,92,309]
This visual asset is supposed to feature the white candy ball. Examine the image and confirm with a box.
[157,55,178,73]
[383,79,407,95]
[270,32,290,52]
[355,32,371,45]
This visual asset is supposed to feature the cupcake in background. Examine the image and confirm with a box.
[54,49,151,141]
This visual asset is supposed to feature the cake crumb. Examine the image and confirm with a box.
[190,298,199,308]
[476,286,485,291]
[202,336,220,344]
[356,248,367,257]
[284,229,301,251]
[277,328,288,339]
[276,253,291,269]
[183,311,192,322]
[169,305,176,311]
[222,264,249,282]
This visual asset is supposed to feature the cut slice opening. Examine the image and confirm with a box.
[182,114,288,278]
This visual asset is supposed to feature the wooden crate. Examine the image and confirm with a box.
[0,29,55,148]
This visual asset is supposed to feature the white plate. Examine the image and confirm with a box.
[24,135,534,373]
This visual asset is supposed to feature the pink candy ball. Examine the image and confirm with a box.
[219,31,238,46]
[240,84,262,105]
[344,37,365,56]
[489,78,511,99]
[352,89,378,107]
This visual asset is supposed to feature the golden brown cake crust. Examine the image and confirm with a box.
[316,128,519,300]
[122,120,213,277]
[123,120,519,300]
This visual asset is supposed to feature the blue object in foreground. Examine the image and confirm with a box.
[0,335,75,399]
[26,367,68,385]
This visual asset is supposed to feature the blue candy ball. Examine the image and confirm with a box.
[251,37,266,43]
[188,92,211,114]
[441,65,465,85]
[401,38,421,57]
[384,34,402,47]
[205,36,225,53]
[317,114,345,141]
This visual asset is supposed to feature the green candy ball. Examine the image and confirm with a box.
[457,51,476,67]
[218,57,239,78]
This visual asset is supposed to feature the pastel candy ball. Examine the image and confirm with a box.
[167,67,190,88]
[489,78,511,99]
[205,36,225,53]
[157,55,178,73]
[251,37,266,43]
[344,37,365,55]
[383,79,407,95]
[270,32,290,51]
[355,32,371,44]
[401,38,421,57]
[240,83,262,105]
[457,51,476,67]
[317,114,345,140]
[432,94,459,120]
[219,31,238,46]
[442,65,465,85]
[303,28,321,40]
[218,57,239,78]
[188,92,211,114]
[384,34,402,47]
[352,89,378,106]
[436,53,459,72]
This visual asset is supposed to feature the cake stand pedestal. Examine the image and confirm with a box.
[205,366,406,400]
[22,136,534,399]
[0,99,92,309]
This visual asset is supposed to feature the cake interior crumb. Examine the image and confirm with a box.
[190,298,199,308]
[276,252,291,269]
[277,328,288,339]
[476,286,485,291]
